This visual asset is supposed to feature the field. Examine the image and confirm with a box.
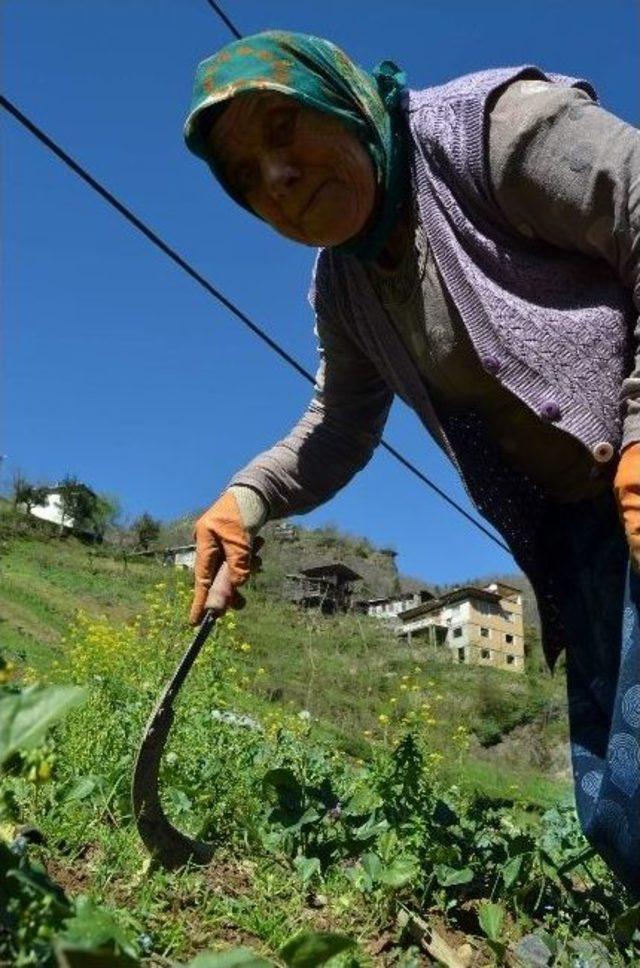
[1,511,639,966]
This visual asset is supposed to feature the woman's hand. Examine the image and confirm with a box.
[189,491,263,624]
[614,442,640,572]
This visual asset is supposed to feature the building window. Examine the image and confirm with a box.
[453,627,462,638]
[457,647,465,663]
[505,634,513,644]
[477,600,498,616]
[480,627,489,638]
[506,655,515,665]
[481,648,490,659]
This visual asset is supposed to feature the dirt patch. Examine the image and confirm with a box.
[45,845,101,897]
[202,856,257,898]
[469,721,572,782]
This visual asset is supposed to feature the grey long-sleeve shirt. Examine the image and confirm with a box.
[230,78,640,523]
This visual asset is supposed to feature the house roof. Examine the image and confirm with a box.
[399,585,502,621]
[483,581,522,600]
[301,563,362,582]
[366,589,432,606]
[130,543,196,558]
[47,482,97,499]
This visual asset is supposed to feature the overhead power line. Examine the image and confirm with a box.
[0,94,510,554]
[203,0,242,39]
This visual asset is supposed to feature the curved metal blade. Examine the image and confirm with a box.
[132,610,217,870]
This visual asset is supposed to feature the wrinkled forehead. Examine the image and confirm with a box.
[206,90,295,159]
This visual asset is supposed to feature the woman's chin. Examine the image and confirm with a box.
[289,215,366,248]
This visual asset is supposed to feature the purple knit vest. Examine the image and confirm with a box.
[315,66,635,671]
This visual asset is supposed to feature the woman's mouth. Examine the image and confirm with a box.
[299,180,330,219]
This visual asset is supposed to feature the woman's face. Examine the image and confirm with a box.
[206,91,377,247]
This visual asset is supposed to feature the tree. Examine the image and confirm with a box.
[91,494,122,541]
[57,476,98,533]
[12,473,49,514]
[132,512,161,550]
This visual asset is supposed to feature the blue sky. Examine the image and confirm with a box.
[2,0,638,584]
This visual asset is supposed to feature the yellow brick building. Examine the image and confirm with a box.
[398,582,525,672]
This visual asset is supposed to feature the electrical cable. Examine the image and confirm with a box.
[0,93,510,554]
[203,0,242,39]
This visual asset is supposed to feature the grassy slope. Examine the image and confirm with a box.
[0,513,165,668]
[0,508,572,807]
[230,594,572,807]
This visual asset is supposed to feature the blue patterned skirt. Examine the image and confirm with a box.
[551,491,639,897]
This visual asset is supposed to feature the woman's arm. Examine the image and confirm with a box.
[228,298,394,521]
[488,78,640,450]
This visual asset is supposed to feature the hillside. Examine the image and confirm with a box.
[159,514,402,599]
[158,511,541,628]
[0,507,166,668]
[1,505,566,796]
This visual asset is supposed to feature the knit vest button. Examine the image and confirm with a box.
[592,441,614,463]
[480,354,501,375]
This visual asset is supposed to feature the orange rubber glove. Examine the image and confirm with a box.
[189,490,256,625]
[614,441,640,573]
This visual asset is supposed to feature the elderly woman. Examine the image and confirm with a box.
[183,32,640,895]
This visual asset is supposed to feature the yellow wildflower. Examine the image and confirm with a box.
[37,761,52,782]
[378,714,389,725]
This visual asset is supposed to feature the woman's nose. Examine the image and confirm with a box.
[261,154,301,200]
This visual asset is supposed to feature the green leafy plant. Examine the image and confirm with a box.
[0,684,85,766]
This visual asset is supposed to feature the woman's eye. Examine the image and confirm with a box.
[268,109,296,147]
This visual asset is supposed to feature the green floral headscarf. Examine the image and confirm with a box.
[183,30,408,261]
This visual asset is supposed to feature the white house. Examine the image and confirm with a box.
[164,544,196,569]
[23,484,97,532]
[365,589,434,622]
[131,543,197,567]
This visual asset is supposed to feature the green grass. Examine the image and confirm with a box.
[0,511,165,668]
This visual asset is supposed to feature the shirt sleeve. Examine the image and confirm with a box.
[488,78,640,450]
[228,271,393,519]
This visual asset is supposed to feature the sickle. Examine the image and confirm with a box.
[131,609,218,870]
